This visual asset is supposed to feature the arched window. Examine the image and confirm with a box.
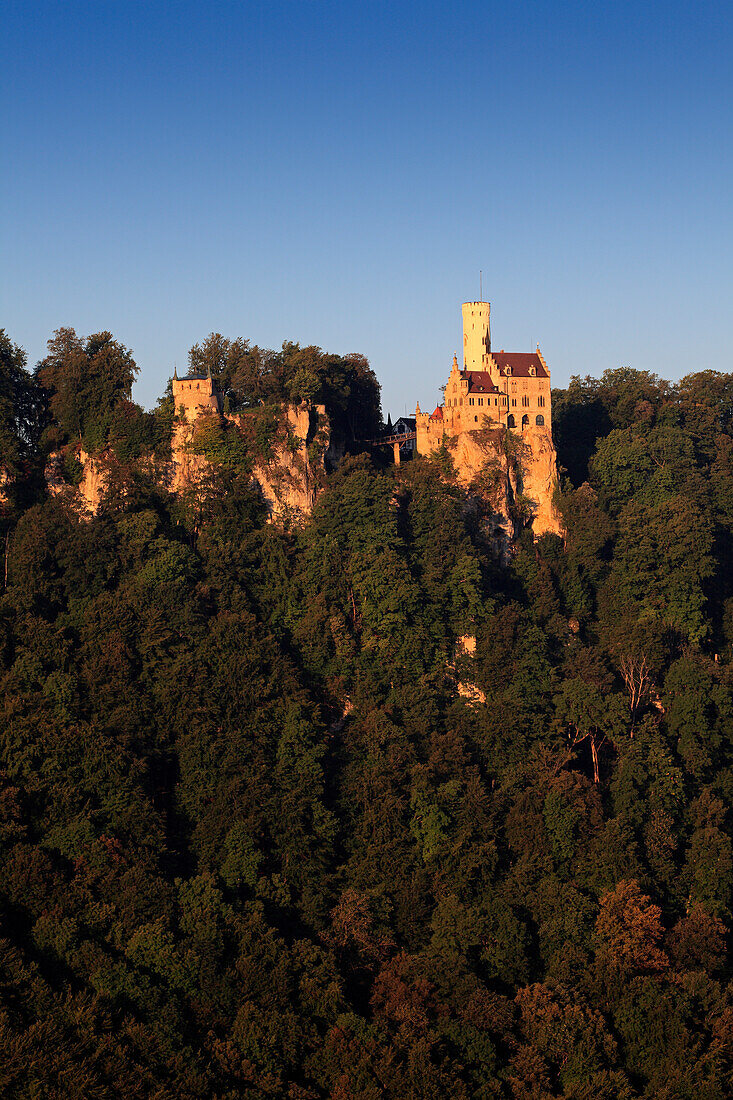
[196,383,200,391]
[505,365,512,376]
[474,415,478,423]
[536,414,545,426]
[507,414,516,428]
[521,414,529,429]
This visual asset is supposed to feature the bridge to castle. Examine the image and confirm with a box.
[361,431,417,465]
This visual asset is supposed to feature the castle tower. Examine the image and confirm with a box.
[172,371,222,422]
[462,301,491,370]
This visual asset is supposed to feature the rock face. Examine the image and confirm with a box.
[44,449,116,516]
[45,402,330,524]
[45,451,107,515]
[453,635,486,705]
[248,403,328,523]
[0,470,13,510]
[169,422,209,496]
[512,425,563,539]
[446,423,562,542]
[77,450,109,514]
[169,401,329,524]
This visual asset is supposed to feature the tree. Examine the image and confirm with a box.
[0,331,45,484]
[593,879,668,986]
[553,678,628,783]
[36,328,137,452]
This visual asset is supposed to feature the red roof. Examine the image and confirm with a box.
[430,405,443,420]
[491,351,548,379]
[463,370,500,394]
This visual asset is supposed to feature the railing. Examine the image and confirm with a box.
[361,431,417,446]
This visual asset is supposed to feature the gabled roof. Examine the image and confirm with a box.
[491,351,548,379]
[463,370,500,394]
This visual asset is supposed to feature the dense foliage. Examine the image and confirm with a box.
[2,339,733,1097]
[188,332,382,444]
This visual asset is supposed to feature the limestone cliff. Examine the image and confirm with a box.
[0,470,13,510]
[512,425,563,539]
[170,401,329,524]
[452,635,486,705]
[77,450,109,514]
[45,450,107,515]
[248,403,329,523]
[445,423,562,543]
[44,402,330,524]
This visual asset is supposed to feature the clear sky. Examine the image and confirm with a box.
[2,0,732,418]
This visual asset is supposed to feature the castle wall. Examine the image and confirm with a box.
[498,365,551,430]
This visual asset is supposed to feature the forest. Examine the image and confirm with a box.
[1,325,733,1098]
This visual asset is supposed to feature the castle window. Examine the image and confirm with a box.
[521,414,529,429]
[507,414,516,428]
[511,399,517,407]
[522,395,529,407]
[505,366,512,376]
[538,395,545,407]
[196,383,200,391]
[478,398,483,406]
[511,382,517,393]
[529,366,536,376]
[536,414,545,426]
[475,416,478,423]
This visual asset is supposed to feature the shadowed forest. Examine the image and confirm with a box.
[2,326,733,1097]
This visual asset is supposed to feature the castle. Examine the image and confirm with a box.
[43,297,560,536]
[415,301,552,453]
[167,299,560,536]
[412,301,561,538]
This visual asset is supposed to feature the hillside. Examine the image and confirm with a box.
[2,327,733,1096]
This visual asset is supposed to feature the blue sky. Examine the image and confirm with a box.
[2,0,732,417]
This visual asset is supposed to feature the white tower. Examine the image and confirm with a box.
[462,301,491,370]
